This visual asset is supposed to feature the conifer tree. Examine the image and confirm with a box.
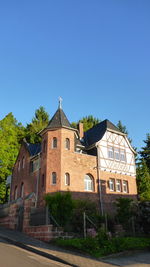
[140,134,150,171]
[136,159,150,201]
[117,120,132,144]
[26,106,49,143]
[71,115,100,132]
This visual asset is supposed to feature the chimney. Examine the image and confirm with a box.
[78,122,84,139]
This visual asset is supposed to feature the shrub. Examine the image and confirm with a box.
[44,191,74,227]
[54,236,150,258]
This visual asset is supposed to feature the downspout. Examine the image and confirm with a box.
[96,144,104,216]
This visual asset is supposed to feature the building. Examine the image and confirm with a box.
[10,102,137,214]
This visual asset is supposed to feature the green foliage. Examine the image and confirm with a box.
[115,198,136,229]
[71,199,100,234]
[26,106,49,143]
[139,201,150,234]
[0,113,25,203]
[140,133,150,171]
[54,236,150,258]
[136,160,150,201]
[45,192,74,227]
[117,120,133,145]
[71,115,100,132]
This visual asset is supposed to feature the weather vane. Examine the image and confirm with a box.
[59,96,63,109]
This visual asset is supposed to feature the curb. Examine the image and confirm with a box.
[0,235,79,267]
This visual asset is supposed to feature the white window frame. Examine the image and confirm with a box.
[65,173,70,186]
[108,146,114,159]
[120,149,126,162]
[114,148,120,161]
[116,179,121,192]
[109,178,115,191]
[84,174,94,192]
[123,180,128,193]
[52,172,57,185]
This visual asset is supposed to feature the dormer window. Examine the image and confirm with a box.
[52,137,57,148]
[65,138,70,150]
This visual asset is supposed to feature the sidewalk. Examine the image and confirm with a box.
[0,226,113,267]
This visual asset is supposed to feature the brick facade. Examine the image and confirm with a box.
[10,106,137,213]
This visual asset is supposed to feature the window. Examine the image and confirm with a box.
[43,140,46,152]
[109,178,115,191]
[42,174,45,188]
[14,186,18,200]
[84,174,94,191]
[108,147,114,159]
[123,180,128,193]
[114,148,120,161]
[30,158,40,172]
[65,138,70,150]
[18,160,20,171]
[22,157,25,168]
[52,172,57,185]
[120,149,126,162]
[108,146,126,162]
[65,173,70,186]
[20,183,24,198]
[116,179,121,192]
[52,137,57,148]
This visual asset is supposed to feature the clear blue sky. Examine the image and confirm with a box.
[0,0,149,151]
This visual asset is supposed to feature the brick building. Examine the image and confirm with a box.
[10,102,137,214]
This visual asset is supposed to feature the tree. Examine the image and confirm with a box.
[71,115,100,132]
[136,160,150,201]
[140,134,150,171]
[116,120,132,144]
[26,106,49,143]
[0,113,25,203]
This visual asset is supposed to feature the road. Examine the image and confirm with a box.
[0,238,71,267]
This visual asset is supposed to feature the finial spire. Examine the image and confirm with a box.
[59,96,63,109]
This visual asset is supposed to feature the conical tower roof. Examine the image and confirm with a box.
[47,107,71,129]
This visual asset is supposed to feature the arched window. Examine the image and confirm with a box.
[43,140,46,153]
[14,186,18,200]
[84,174,94,191]
[18,160,20,171]
[22,157,25,169]
[52,137,57,148]
[52,172,57,185]
[65,138,70,150]
[20,183,24,198]
[42,174,45,188]
[65,173,70,186]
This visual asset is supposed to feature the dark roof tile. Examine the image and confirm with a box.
[47,108,71,129]
[84,119,122,147]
